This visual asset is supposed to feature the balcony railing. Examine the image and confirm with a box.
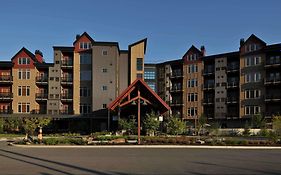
[60,110,74,115]
[170,87,183,92]
[36,76,48,83]
[227,64,239,72]
[264,77,281,84]
[31,109,47,114]
[265,59,280,67]
[227,81,239,88]
[36,93,48,99]
[61,60,73,67]
[203,83,215,89]
[265,94,281,101]
[203,98,214,104]
[0,75,13,83]
[61,93,73,100]
[61,77,73,83]
[227,97,239,103]
[170,72,183,78]
[203,69,215,75]
[0,109,13,114]
[170,100,184,106]
[0,92,13,100]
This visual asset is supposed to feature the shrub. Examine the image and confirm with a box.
[166,117,186,135]
[43,137,86,145]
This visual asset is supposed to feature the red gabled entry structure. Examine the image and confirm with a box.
[108,78,170,144]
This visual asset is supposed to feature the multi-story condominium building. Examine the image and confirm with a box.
[144,63,157,92]
[152,34,280,127]
[0,32,147,130]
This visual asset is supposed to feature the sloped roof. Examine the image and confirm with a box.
[11,47,37,62]
[73,32,95,45]
[108,78,170,114]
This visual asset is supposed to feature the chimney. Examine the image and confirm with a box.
[200,46,206,56]
[240,38,245,47]
[35,50,43,63]
[76,34,81,40]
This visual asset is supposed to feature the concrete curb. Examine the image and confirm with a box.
[9,143,281,149]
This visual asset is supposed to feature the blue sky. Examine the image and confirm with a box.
[0,0,280,63]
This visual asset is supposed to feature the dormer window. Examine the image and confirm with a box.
[79,42,92,49]
[18,57,30,65]
[188,54,197,61]
[246,44,259,52]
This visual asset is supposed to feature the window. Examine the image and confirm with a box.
[102,86,107,91]
[102,50,108,56]
[18,86,30,96]
[136,58,143,71]
[188,107,197,117]
[102,104,107,109]
[18,69,30,79]
[188,93,198,102]
[245,56,261,67]
[245,73,261,83]
[188,64,198,73]
[18,58,30,65]
[188,79,197,87]
[245,89,261,99]
[144,71,155,80]
[147,82,156,91]
[18,102,30,113]
[80,87,91,97]
[80,104,91,114]
[79,42,91,49]
[80,71,91,81]
[137,73,143,79]
[80,53,92,64]
[245,106,260,115]
[246,44,259,52]
[102,68,107,73]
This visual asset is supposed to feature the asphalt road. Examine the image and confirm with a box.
[0,141,281,175]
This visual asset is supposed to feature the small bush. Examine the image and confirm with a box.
[43,137,86,145]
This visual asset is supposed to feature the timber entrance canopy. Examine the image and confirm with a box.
[108,78,170,115]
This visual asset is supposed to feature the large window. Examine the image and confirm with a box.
[18,57,30,65]
[245,56,261,67]
[136,58,143,71]
[188,79,198,87]
[18,86,30,96]
[80,53,92,64]
[80,87,91,97]
[188,64,198,73]
[188,107,197,117]
[245,89,261,99]
[18,69,30,80]
[79,42,91,49]
[79,104,91,114]
[245,106,260,115]
[144,71,155,80]
[18,102,30,113]
[245,72,261,83]
[188,54,197,61]
[188,93,198,102]
[80,71,91,81]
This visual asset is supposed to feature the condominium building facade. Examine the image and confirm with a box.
[0,32,147,128]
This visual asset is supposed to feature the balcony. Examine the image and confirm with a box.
[203,83,215,90]
[0,109,13,114]
[227,64,239,73]
[170,87,183,93]
[265,59,280,68]
[36,76,48,84]
[203,68,215,76]
[30,109,47,115]
[265,94,281,102]
[60,109,74,115]
[202,98,214,105]
[170,72,183,78]
[227,81,239,88]
[61,77,73,85]
[61,60,73,69]
[170,100,184,106]
[0,75,13,84]
[61,93,73,102]
[227,96,239,104]
[0,92,13,101]
[264,77,281,85]
[35,93,48,101]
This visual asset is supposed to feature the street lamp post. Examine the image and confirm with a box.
[137,90,141,145]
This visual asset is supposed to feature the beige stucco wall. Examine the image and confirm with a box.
[130,42,145,83]
[92,45,119,111]
[118,52,129,94]
[73,52,80,114]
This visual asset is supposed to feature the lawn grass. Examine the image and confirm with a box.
[0,133,25,138]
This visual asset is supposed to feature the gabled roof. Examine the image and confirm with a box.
[73,32,95,45]
[203,51,239,60]
[243,34,266,46]
[11,47,37,62]
[108,78,170,114]
[182,45,201,58]
[129,38,147,54]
